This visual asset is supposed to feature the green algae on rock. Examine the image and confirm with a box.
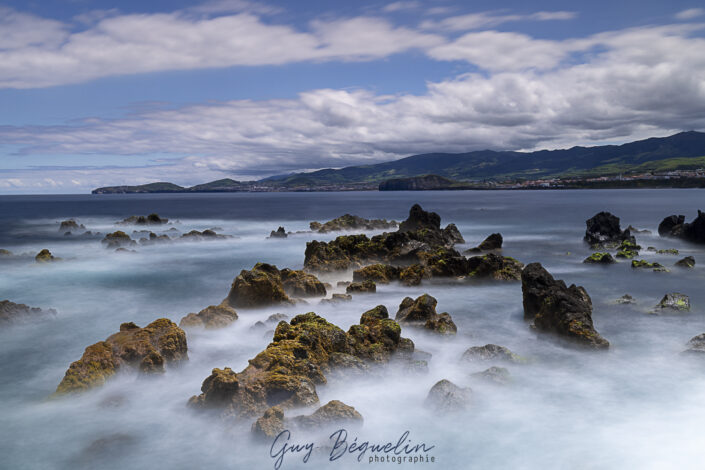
[583,252,616,264]
[225,263,326,308]
[395,294,457,335]
[35,249,59,263]
[53,318,188,396]
[179,304,238,329]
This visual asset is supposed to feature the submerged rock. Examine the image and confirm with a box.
[0,248,13,257]
[320,294,352,304]
[615,294,637,305]
[101,231,135,249]
[615,240,641,259]
[675,256,696,268]
[627,225,651,234]
[179,304,239,329]
[584,212,635,248]
[461,344,524,363]
[180,229,229,240]
[252,400,363,439]
[188,308,414,419]
[658,211,705,244]
[653,293,690,313]
[395,294,457,335]
[631,260,666,271]
[117,214,168,225]
[521,263,609,349]
[225,263,326,308]
[59,219,85,232]
[346,280,376,294]
[310,214,397,233]
[0,300,56,326]
[424,379,471,413]
[465,233,503,254]
[268,227,287,239]
[139,232,171,245]
[471,366,511,385]
[683,334,705,355]
[54,319,188,395]
[583,252,616,264]
[35,249,58,263]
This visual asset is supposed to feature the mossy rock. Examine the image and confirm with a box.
[583,252,615,264]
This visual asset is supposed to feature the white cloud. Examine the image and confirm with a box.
[420,10,576,31]
[675,8,704,20]
[382,1,421,13]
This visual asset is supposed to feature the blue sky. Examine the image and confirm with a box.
[1,0,704,193]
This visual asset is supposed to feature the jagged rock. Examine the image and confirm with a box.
[615,294,636,304]
[252,400,363,439]
[658,211,705,244]
[35,249,58,263]
[584,212,635,248]
[631,260,666,271]
[521,263,609,349]
[465,233,503,253]
[424,379,471,413]
[615,240,641,259]
[653,293,690,313]
[192,367,239,408]
[117,214,168,225]
[310,214,397,233]
[399,264,427,286]
[583,252,616,264]
[467,253,524,281]
[54,319,188,395]
[471,366,511,385]
[59,219,85,232]
[320,294,352,304]
[683,334,705,355]
[304,204,463,272]
[225,263,326,308]
[395,294,457,335]
[353,264,400,284]
[101,231,135,249]
[675,256,696,268]
[180,229,229,240]
[0,300,56,325]
[268,227,287,239]
[179,304,238,329]
[346,280,376,294]
[461,344,524,363]
[189,309,413,418]
[139,232,171,245]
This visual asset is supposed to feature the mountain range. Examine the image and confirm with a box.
[92,131,705,193]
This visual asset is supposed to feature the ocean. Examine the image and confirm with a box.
[1,189,704,469]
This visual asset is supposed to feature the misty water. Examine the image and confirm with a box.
[1,190,705,470]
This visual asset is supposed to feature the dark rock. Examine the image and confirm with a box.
[310,214,397,233]
[583,252,616,264]
[117,214,168,225]
[683,334,705,355]
[654,293,690,313]
[179,304,238,329]
[424,379,471,413]
[225,263,326,308]
[59,219,85,232]
[467,253,524,281]
[461,344,524,363]
[615,240,641,259]
[395,294,457,335]
[615,294,636,305]
[465,233,503,253]
[180,229,229,240]
[101,231,135,249]
[658,211,705,244]
[54,319,188,395]
[346,280,376,294]
[631,260,666,271]
[267,313,289,324]
[35,249,58,263]
[269,227,287,239]
[353,264,400,284]
[0,300,56,326]
[675,256,696,268]
[399,204,441,233]
[584,211,635,248]
[521,263,609,349]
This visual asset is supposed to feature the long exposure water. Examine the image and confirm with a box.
[1,189,704,469]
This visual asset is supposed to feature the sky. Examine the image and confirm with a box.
[1,0,704,194]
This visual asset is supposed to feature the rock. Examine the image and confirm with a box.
[631,260,665,271]
[191,367,240,408]
[467,253,524,281]
[139,232,171,245]
[189,309,413,418]
[118,214,168,225]
[654,293,690,313]
[627,225,651,234]
[268,227,288,239]
[0,300,56,326]
[310,214,397,233]
[675,256,696,268]
[395,294,457,335]
[251,406,285,438]
[683,334,705,355]
[615,240,641,259]
[179,304,238,329]
[252,400,363,439]
[267,313,289,324]
[225,263,326,308]
[35,249,58,263]
[304,204,463,272]
[320,294,352,304]
[399,264,427,286]
[337,281,351,288]
[346,280,376,294]
[54,319,188,395]
[180,229,229,240]
[465,233,503,253]
[461,344,524,363]
[101,231,135,249]
[521,263,609,349]
[584,212,635,248]
[59,219,85,232]
[658,211,705,244]
[471,366,511,385]
[424,379,471,413]
[583,252,616,264]
[353,264,400,284]
[615,294,636,305]
[656,248,679,255]
[0,249,13,257]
